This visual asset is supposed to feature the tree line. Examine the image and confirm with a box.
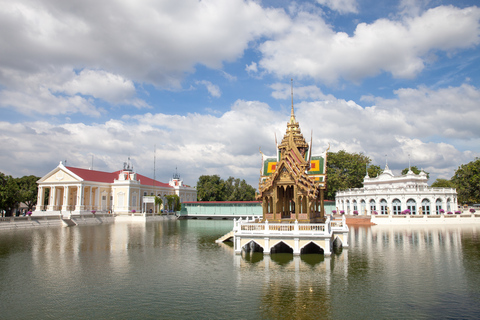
[196,175,256,201]
[195,151,480,205]
[0,173,39,216]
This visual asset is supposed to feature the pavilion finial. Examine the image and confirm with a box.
[290,79,296,125]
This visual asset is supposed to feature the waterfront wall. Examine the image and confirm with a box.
[0,213,177,230]
[179,200,336,219]
[372,213,480,225]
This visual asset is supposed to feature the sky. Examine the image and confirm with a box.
[1,0,480,189]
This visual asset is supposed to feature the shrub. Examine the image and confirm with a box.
[439,209,445,214]
[455,211,461,214]
[401,209,411,215]
[332,210,337,214]
[340,210,345,214]
[373,211,378,215]
[91,210,96,214]
[470,208,476,213]
[353,210,358,215]
[447,211,453,214]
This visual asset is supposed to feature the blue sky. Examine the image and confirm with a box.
[1,0,480,188]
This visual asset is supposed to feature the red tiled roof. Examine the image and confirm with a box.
[66,166,172,188]
[66,167,118,183]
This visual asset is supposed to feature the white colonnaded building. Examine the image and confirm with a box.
[34,161,197,216]
[335,164,458,216]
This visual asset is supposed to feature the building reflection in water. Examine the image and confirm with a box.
[231,224,479,319]
[232,245,348,319]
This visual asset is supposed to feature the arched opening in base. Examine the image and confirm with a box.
[270,241,293,254]
[300,242,324,254]
[243,240,264,253]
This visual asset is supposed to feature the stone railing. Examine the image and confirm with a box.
[233,215,349,236]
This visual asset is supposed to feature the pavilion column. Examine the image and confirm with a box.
[48,186,56,211]
[263,198,267,217]
[76,184,84,212]
[62,186,70,211]
[273,187,278,220]
[35,186,44,212]
[320,189,325,219]
[89,187,93,211]
[293,186,298,220]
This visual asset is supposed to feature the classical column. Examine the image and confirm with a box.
[75,184,84,211]
[89,187,93,211]
[35,186,44,212]
[62,186,69,211]
[48,186,56,211]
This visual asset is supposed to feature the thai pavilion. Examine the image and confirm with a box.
[226,90,349,256]
[257,100,328,223]
[34,161,196,216]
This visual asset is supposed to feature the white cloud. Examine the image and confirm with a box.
[270,82,336,100]
[2,83,479,186]
[59,69,137,104]
[258,5,480,83]
[196,80,221,98]
[0,68,148,115]
[316,0,358,14]
[0,0,290,88]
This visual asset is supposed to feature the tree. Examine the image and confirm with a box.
[197,175,225,201]
[223,177,256,201]
[326,150,372,200]
[196,175,256,201]
[16,175,39,211]
[154,196,163,213]
[451,158,480,204]
[0,172,19,216]
[431,178,455,188]
[367,165,382,178]
[165,194,181,212]
[401,166,429,179]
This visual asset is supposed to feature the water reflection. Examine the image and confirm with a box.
[0,220,479,319]
[232,224,480,319]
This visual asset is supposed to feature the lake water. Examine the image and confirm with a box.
[0,220,479,319]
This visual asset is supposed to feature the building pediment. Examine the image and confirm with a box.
[38,162,83,184]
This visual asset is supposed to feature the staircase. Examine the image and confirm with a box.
[215,230,234,243]
[61,217,77,227]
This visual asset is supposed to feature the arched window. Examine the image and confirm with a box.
[436,199,443,214]
[392,199,401,215]
[447,198,452,212]
[346,200,350,214]
[360,200,366,215]
[353,200,358,213]
[380,199,388,215]
[370,199,376,214]
[422,199,430,215]
[407,199,416,215]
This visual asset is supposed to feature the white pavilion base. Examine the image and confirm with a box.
[232,215,349,256]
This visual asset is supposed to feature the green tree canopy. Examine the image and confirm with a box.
[326,150,371,200]
[451,158,480,204]
[401,166,429,179]
[16,175,39,211]
[431,178,455,188]
[165,194,181,212]
[367,165,383,178]
[0,172,19,216]
[196,175,256,201]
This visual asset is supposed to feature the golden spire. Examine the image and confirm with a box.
[290,79,296,124]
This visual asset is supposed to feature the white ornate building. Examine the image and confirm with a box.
[34,161,196,216]
[335,165,458,216]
